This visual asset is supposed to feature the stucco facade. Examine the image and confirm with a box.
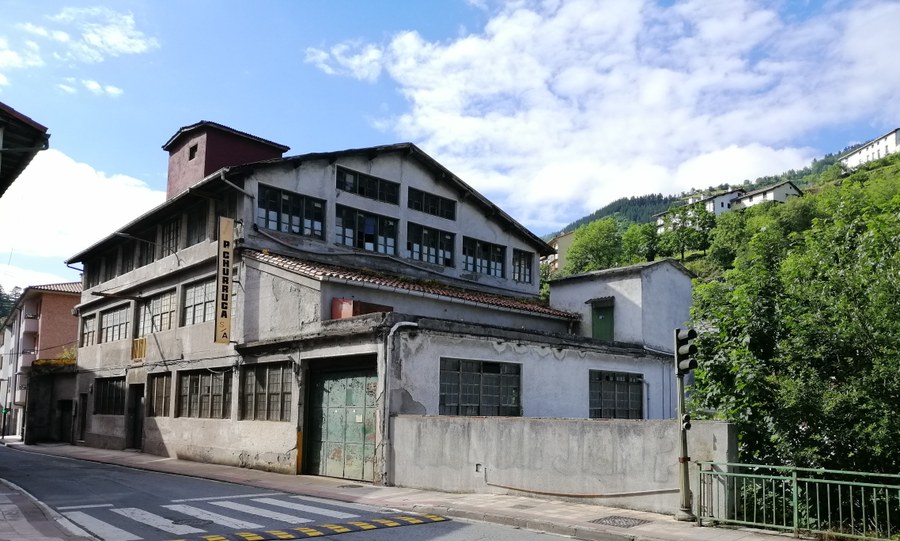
[840,128,900,168]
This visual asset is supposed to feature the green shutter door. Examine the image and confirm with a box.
[592,305,615,341]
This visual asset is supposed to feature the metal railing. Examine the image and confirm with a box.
[697,462,900,540]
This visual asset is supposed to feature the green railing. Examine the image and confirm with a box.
[696,462,900,540]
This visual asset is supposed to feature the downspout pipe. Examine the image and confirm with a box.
[381,320,418,486]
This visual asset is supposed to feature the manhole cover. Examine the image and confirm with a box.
[172,518,213,527]
[589,516,650,528]
[339,484,364,488]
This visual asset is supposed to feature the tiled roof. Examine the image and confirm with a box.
[28,282,82,294]
[243,249,577,320]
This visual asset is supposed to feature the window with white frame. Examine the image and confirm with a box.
[137,290,176,337]
[462,237,505,277]
[240,362,292,421]
[588,370,643,419]
[512,249,533,283]
[100,305,130,343]
[439,358,521,416]
[182,280,215,326]
[147,372,171,417]
[178,369,232,419]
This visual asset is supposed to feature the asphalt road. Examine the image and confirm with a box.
[0,446,565,540]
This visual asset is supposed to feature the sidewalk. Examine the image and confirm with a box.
[1,438,793,541]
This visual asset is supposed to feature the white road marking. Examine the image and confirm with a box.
[254,498,359,519]
[170,492,284,503]
[290,494,382,512]
[62,511,142,541]
[210,500,312,523]
[162,504,263,529]
[58,503,115,510]
[112,508,206,535]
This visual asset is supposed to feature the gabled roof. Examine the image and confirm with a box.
[1,282,81,329]
[244,249,578,320]
[549,258,694,285]
[734,180,803,200]
[162,120,290,153]
[838,127,899,159]
[0,101,50,198]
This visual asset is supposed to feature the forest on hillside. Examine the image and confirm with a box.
[0,286,22,321]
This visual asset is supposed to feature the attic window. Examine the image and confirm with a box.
[188,144,198,161]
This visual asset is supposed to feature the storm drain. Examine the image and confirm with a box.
[589,516,651,528]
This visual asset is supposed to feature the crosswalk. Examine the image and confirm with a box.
[57,492,381,541]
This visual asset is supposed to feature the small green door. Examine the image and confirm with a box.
[308,370,377,481]
[592,305,614,341]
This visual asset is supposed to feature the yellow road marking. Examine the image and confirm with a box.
[372,518,401,527]
[347,521,378,529]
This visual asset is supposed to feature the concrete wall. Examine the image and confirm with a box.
[390,416,735,514]
[640,264,693,352]
[551,273,643,343]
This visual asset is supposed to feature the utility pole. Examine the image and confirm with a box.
[674,328,697,522]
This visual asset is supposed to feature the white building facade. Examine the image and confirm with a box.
[840,128,900,168]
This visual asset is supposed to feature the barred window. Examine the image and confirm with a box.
[462,237,506,277]
[336,166,399,204]
[256,184,325,239]
[240,362,292,421]
[100,305,130,343]
[512,249,533,283]
[137,290,176,337]
[94,377,125,415]
[589,370,643,419]
[439,358,521,416]
[408,187,456,220]
[407,222,454,266]
[335,205,397,255]
[159,217,180,259]
[182,280,215,326]
[80,315,96,347]
[178,370,232,419]
[147,372,172,417]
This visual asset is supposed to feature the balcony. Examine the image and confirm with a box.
[19,351,36,369]
[22,316,38,334]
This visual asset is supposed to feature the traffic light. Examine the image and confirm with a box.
[681,413,692,431]
[1,407,7,415]
[675,327,697,377]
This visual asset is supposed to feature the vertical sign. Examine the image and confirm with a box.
[215,217,234,344]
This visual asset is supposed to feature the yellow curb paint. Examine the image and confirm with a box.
[372,518,401,527]
[320,524,351,533]
[347,521,378,530]
[395,516,424,524]
[265,531,296,540]
[293,527,325,536]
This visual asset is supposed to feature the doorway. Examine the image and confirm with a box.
[126,384,144,450]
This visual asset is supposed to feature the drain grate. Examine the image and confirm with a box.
[589,516,651,528]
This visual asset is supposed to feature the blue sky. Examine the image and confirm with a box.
[1,0,898,290]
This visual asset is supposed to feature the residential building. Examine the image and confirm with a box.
[840,128,900,169]
[655,189,746,233]
[731,180,802,209]
[0,282,81,441]
[65,121,684,486]
[543,230,575,273]
[0,101,50,198]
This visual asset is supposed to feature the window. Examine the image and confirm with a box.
[100,305,130,343]
[94,377,125,415]
[185,202,208,246]
[121,242,134,273]
[80,315,96,347]
[336,166,399,204]
[240,362,292,421]
[137,290,176,337]
[408,187,456,220]
[512,249,533,283]
[147,372,171,417]
[462,237,505,277]
[256,184,325,239]
[101,250,117,282]
[439,358,521,416]
[589,370,643,419]
[158,217,180,259]
[188,144,198,160]
[85,261,100,288]
[407,222,454,266]
[136,231,155,268]
[335,205,397,254]
[178,369,232,419]
[182,280,215,326]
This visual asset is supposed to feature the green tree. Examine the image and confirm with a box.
[565,217,622,274]
[621,222,658,263]
[658,203,711,261]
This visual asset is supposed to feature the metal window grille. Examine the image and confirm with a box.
[439,358,521,416]
[94,377,125,415]
[588,370,643,419]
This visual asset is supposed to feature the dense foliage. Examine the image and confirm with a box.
[0,285,22,321]
[550,193,678,237]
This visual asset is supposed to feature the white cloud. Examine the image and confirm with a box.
[57,83,76,93]
[49,7,160,63]
[79,79,122,97]
[307,0,900,232]
[0,149,165,260]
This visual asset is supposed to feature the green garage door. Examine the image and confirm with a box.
[308,370,377,481]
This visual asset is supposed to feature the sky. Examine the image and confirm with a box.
[0,0,898,291]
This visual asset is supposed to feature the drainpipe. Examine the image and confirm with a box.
[381,321,418,486]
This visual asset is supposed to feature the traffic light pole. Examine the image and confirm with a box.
[674,328,697,522]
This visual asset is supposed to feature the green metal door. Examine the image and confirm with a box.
[592,305,614,341]
[308,370,377,481]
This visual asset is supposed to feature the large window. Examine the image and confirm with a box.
[101,250,117,282]
[408,187,456,220]
[512,249,533,283]
[100,305,130,343]
[80,315,96,347]
[94,377,125,415]
[407,222,454,267]
[335,205,397,255]
[159,217,180,259]
[137,290,176,337]
[256,184,325,239]
[240,362,292,421]
[439,358,521,416]
[182,280,215,326]
[462,237,506,277]
[121,242,134,273]
[185,201,208,246]
[178,369,232,419]
[336,166,399,204]
[589,370,643,419]
[147,372,171,417]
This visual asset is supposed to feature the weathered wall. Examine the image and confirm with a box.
[551,273,643,342]
[390,416,735,514]
[641,264,693,352]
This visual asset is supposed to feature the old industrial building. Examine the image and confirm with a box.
[66,121,693,487]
